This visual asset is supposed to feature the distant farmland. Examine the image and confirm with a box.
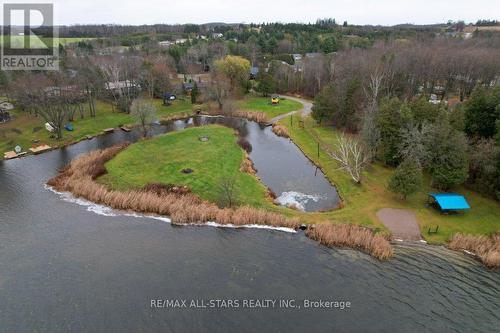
[0,36,93,47]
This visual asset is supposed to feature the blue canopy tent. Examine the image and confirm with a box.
[428,193,470,212]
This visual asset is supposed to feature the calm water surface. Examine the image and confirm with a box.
[0,118,498,332]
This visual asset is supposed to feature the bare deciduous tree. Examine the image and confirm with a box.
[217,175,238,207]
[210,70,230,110]
[328,135,370,184]
[131,99,157,137]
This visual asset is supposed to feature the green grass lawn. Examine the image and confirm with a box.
[0,98,194,158]
[152,98,195,121]
[98,125,272,208]
[278,115,500,243]
[237,95,303,119]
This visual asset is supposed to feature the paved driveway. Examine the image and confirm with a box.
[268,96,312,124]
[376,208,422,241]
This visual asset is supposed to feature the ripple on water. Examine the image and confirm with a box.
[0,116,498,333]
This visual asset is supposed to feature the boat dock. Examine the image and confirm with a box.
[3,151,27,159]
[29,144,52,154]
[120,126,132,132]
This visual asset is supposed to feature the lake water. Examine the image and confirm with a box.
[0,118,498,332]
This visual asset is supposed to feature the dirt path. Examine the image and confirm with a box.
[376,208,422,241]
[267,96,312,124]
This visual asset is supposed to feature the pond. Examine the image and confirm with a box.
[191,116,340,211]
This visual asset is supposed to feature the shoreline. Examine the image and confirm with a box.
[44,183,497,267]
[48,179,489,267]
[2,109,280,162]
[46,140,394,261]
[2,111,194,161]
[45,184,297,233]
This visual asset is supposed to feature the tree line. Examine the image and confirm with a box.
[308,40,500,200]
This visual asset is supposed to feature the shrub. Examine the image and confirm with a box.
[388,157,422,200]
[272,124,290,138]
[237,137,252,153]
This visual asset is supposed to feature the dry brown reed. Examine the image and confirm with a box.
[306,224,394,260]
[240,154,257,174]
[205,109,268,123]
[47,144,300,229]
[272,124,290,138]
[48,144,396,260]
[237,137,252,153]
[233,111,267,123]
[267,188,277,200]
[142,183,191,196]
[448,233,500,268]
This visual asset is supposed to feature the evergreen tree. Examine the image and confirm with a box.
[376,98,412,166]
[388,157,422,200]
[464,85,500,139]
[320,36,338,53]
[361,112,380,159]
[408,97,440,125]
[426,112,469,189]
[339,78,361,131]
[191,82,199,104]
[467,139,499,198]
[312,84,336,124]
[268,37,278,54]
[256,71,276,97]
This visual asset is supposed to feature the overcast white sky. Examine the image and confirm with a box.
[1,0,499,26]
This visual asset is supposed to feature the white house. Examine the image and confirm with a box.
[175,38,188,45]
[158,41,174,48]
[105,81,139,95]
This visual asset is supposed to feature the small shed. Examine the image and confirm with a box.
[183,82,194,92]
[250,67,259,80]
[428,193,470,212]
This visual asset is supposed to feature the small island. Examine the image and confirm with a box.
[97,125,271,208]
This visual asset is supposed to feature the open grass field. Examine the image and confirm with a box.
[98,125,271,208]
[151,98,196,121]
[0,98,193,158]
[0,101,130,154]
[0,36,94,47]
[278,115,500,243]
[237,95,303,119]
